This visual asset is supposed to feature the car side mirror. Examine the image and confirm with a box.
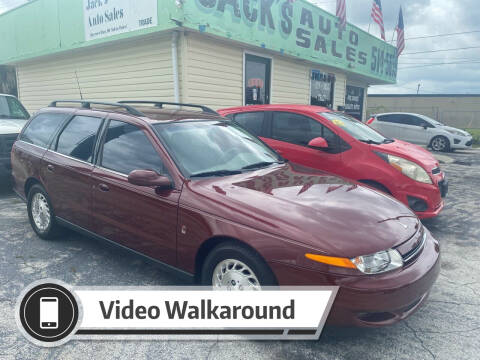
[128,170,172,189]
[423,124,429,129]
[308,137,329,149]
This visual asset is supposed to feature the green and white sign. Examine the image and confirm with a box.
[183,0,397,84]
[83,0,158,41]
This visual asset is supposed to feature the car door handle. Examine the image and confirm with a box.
[98,184,110,192]
[47,164,54,172]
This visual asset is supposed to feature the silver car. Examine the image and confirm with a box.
[0,94,30,177]
[367,112,473,152]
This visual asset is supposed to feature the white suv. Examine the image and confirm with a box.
[367,112,473,152]
[0,94,30,177]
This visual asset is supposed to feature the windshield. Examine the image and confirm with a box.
[419,114,443,126]
[319,112,390,144]
[0,96,29,120]
[153,120,283,177]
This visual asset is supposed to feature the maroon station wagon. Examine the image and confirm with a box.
[11,100,440,326]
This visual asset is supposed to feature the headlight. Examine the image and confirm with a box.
[375,152,432,184]
[351,249,403,274]
[305,248,403,274]
[445,129,465,136]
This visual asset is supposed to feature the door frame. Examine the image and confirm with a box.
[243,51,273,106]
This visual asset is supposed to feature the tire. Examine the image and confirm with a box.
[430,136,450,152]
[27,184,61,239]
[200,241,277,289]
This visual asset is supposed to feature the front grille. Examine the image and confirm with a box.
[0,134,18,157]
[402,232,426,265]
[431,167,441,175]
[466,140,473,146]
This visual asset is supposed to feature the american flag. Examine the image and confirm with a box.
[371,0,385,40]
[336,0,347,29]
[396,6,405,57]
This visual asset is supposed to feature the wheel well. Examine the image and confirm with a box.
[358,180,391,195]
[24,177,41,197]
[194,236,276,283]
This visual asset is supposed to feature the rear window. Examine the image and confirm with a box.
[233,112,265,136]
[20,113,67,148]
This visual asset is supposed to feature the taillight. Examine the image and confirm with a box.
[366,117,375,125]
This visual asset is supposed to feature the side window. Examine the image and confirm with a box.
[56,116,103,162]
[391,114,412,125]
[233,112,265,136]
[405,116,423,127]
[271,112,324,146]
[20,113,67,148]
[101,120,164,175]
[377,115,392,123]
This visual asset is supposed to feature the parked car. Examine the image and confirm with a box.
[11,100,440,327]
[218,105,447,219]
[0,94,30,177]
[366,112,473,152]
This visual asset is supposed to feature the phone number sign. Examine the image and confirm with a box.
[83,0,158,41]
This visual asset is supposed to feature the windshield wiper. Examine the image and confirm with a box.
[383,138,395,144]
[190,169,242,178]
[359,139,381,145]
[241,161,283,170]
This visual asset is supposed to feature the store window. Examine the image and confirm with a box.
[344,85,365,121]
[244,54,271,105]
[310,71,335,108]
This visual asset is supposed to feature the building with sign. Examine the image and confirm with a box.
[0,0,397,121]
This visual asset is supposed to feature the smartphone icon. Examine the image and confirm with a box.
[40,297,58,329]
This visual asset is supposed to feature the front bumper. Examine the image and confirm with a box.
[269,231,441,327]
[451,136,473,149]
[392,172,447,219]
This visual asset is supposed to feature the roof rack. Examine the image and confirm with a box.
[117,100,218,114]
[48,100,146,117]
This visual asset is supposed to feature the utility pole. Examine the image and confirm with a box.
[417,84,421,94]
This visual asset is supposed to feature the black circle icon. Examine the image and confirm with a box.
[18,282,79,343]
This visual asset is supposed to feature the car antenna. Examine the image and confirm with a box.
[74,70,83,100]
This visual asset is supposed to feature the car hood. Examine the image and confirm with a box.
[184,163,420,258]
[441,126,471,137]
[371,140,439,171]
[0,119,27,135]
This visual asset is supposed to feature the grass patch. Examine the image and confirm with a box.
[465,129,480,148]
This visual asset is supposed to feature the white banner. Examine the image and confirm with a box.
[83,0,158,41]
[76,289,334,329]
[16,280,338,346]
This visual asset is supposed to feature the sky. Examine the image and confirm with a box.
[1,0,480,95]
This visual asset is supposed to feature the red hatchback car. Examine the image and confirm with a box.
[219,105,448,218]
[12,101,440,327]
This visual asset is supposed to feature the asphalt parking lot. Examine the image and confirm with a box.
[0,149,479,360]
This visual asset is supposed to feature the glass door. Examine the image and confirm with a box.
[245,54,271,105]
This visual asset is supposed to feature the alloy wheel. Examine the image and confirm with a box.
[431,137,447,151]
[212,259,261,290]
[31,193,51,232]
